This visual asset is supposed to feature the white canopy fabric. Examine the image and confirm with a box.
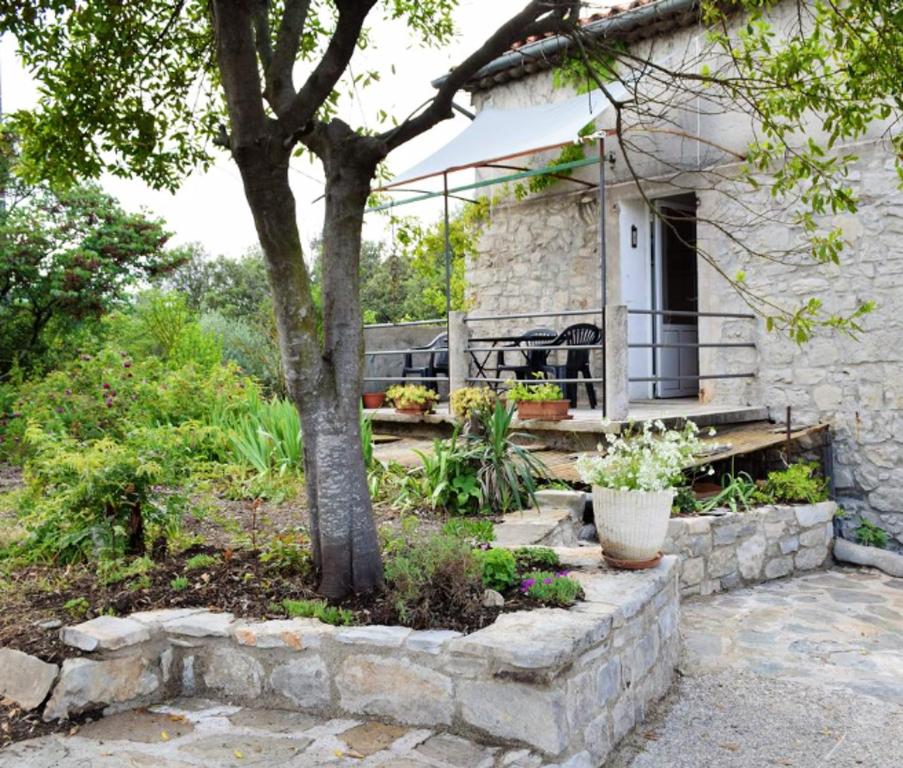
[383,83,627,190]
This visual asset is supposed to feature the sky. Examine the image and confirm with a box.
[0,0,528,260]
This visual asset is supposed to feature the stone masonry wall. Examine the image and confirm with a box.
[662,502,836,597]
[5,558,681,768]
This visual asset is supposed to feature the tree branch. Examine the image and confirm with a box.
[278,0,378,134]
[380,0,581,152]
[252,0,274,74]
[268,0,313,112]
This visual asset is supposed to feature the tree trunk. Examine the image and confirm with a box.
[234,139,383,600]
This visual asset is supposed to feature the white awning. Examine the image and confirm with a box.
[382,83,626,190]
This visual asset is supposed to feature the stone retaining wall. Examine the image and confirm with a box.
[1,555,680,767]
[663,502,836,597]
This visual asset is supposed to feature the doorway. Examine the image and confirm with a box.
[653,196,699,397]
[620,194,699,399]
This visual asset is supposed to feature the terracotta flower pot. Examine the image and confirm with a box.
[362,392,386,409]
[593,486,675,565]
[394,401,433,415]
[516,399,571,421]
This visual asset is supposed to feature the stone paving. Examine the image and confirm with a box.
[3,566,902,767]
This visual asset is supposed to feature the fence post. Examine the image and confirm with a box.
[448,311,469,393]
[604,304,629,420]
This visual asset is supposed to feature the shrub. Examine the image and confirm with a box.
[259,529,312,575]
[98,556,155,586]
[6,428,185,563]
[762,462,829,504]
[62,597,90,618]
[280,598,354,626]
[450,387,496,421]
[185,553,220,571]
[513,546,560,572]
[382,526,482,624]
[506,380,564,403]
[170,576,189,591]
[385,384,439,411]
[700,471,758,514]
[223,390,302,475]
[856,518,888,549]
[416,433,482,515]
[442,517,495,544]
[519,571,583,606]
[479,548,517,591]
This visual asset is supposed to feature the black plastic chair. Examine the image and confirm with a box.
[495,328,556,382]
[543,323,601,408]
[402,333,448,393]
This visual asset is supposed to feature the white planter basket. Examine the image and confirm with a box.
[592,486,675,561]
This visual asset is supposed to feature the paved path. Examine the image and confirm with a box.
[607,566,903,768]
[3,567,901,767]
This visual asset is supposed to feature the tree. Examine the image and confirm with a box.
[0,0,583,598]
[0,181,184,376]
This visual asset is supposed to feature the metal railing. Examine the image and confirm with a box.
[626,308,756,385]
[363,318,448,387]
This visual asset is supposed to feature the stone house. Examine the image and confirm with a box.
[443,0,903,546]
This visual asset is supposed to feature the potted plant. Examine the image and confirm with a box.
[386,383,439,415]
[576,420,707,568]
[450,386,496,421]
[506,380,570,421]
[361,391,386,409]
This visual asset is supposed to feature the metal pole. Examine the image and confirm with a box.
[599,138,608,416]
[443,172,452,320]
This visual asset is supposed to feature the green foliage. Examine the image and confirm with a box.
[478,547,517,592]
[259,529,312,575]
[222,391,302,476]
[762,462,829,504]
[513,546,561,572]
[381,524,481,623]
[97,556,155,586]
[62,597,90,619]
[0,178,186,376]
[170,576,189,591]
[449,387,496,421]
[185,553,219,571]
[519,571,583,607]
[855,518,888,549]
[700,470,759,515]
[672,486,702,516]
[280,598,355,627]
[386,384,440,410]
[442,517,495,544]
[416,432,482,515]
[506,381,564,403]
[5,427,185,564]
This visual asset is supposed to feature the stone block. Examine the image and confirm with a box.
[795,546,828,571]
[736,533,766,580]
[583,712,612,764]
[779,535,800,555]
[269,656,331,709]
[682,517,712,535]
[61,616,151,652]
[405,629,462,655]
[164,611,234,638]
[657,603,679,642]
[799,526,830,548]
[459,679,569,754]
[764,556,794,580]
[335,625,411,648]
[129,608,206,630]
[201,648,263,700]
[795,501,836,527]
[44,656,159,721]
[688,533,713,557]
[338,655,453,725]
[680,557,705,588]
[610,693,635,743]
[0,648,58,710]
[232,618,329,650]
[707,546,738,578]
[448,608,610,672]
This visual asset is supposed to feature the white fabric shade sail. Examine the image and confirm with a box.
[382,82,627,190]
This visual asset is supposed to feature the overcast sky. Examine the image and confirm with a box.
[0,0,531,259]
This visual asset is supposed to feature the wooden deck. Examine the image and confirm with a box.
[372,420,830,485]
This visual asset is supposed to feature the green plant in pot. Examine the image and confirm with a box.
[576,420,707,568]
[386,383,439,415]
[506,380,569,421]
[449,386,496,422]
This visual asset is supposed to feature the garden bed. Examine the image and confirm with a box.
[0,552,681,766]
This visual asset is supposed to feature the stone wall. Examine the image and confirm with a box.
[662,502,836,597]
[3,557,680,767]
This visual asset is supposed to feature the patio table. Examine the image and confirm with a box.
[467,334,523,390]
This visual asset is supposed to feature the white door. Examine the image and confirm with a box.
[653,203,699,398]
[619,200,654,400]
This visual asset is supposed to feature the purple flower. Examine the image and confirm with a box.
[543,577,553,585]
[520,578,536,593]
[555,570,570,578]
